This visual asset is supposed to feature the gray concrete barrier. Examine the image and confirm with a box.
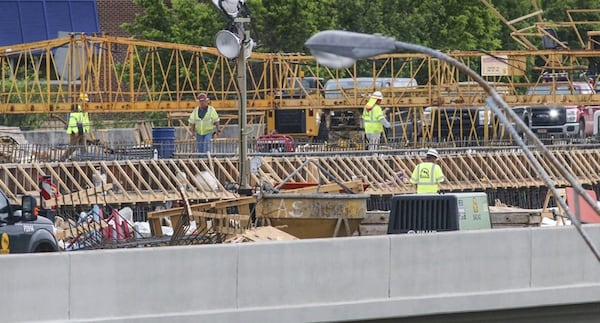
[2,225,599,322]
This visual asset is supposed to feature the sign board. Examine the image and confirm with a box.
[481,55,509,76]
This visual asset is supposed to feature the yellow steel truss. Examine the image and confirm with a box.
[2,32,600,142]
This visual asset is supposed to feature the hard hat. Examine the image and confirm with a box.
[426,148,439,159]
[79,93,89,102]
[371,91,383,99]
[197,93,209,101]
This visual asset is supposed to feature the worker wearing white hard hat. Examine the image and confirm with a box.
[362,90,390,151]
[410,148,445,193]
[370,91,384,100]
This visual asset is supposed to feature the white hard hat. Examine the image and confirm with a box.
[371,91,383,99]
[426,148,439,158]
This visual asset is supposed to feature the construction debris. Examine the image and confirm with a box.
[225,226,298,243]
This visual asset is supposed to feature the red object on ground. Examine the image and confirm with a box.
[39,175,59,210]
[102,209,133,240]
[257,134,296,153]
[565,187,600,223]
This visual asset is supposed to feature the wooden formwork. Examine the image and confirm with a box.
[2,148,600,207]
[0,159,237,206]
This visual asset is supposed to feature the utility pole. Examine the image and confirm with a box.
[236,17,251,192]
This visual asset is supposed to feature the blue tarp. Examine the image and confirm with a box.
[0,0,100,46]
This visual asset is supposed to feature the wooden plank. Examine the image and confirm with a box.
[56,220,110,240]
[147,196,256,219]
[59,184,114,205]
[358,224,388,236]
[149,218,163,237]
[362,211,389,224]
[280,180,363,194]
[226,226,298,243]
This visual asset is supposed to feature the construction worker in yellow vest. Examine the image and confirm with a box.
[410,148,446,194]
[362,91,390,151]
[188,93,221,153]
[64,93,91,160]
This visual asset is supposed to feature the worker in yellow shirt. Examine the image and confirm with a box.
[188,93,221,154]
[410,148,445,193]
[64,93,91,160]
[362,91,391,151]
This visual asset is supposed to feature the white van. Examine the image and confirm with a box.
[324,77,418,99]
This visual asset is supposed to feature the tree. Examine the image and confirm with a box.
[121,0,222,46]
[252,0,338,53]
[386,0,502,50]
[488,0,537,50]
[121,0,174,42]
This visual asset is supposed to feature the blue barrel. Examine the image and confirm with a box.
[152,127,175,158]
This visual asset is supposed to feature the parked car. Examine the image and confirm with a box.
[526,81,595,95]
[323,77,418,99]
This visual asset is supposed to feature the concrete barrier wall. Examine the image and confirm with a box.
[2,225,600,322]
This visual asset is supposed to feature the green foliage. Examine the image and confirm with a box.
[122,0,599,53]
[0,114,46,130]
[122,0,224,46]
[252,0,338,53]
[145,112,169,127]
[0,75,49,129]
[118,0,223,95]
[121,0,174,41]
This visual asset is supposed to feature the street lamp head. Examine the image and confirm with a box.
[307,51,357,69]
[305,30,398,68]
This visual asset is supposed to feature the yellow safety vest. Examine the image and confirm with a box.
[66,110,90,135]
[362,101,385,134]
[410,162,445,194]
[189,106,220,135]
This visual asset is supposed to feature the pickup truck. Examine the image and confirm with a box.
[422,106,493,141]
[0,189,58,254]
[512,105,582,137]
[517,82,600,138]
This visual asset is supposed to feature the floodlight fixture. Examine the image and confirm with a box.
[215,30,241,59]
[211,0,244,18]
[215,30,254,59]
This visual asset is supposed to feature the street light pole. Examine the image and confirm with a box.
[211,0,252,192]
[305,30,600,261]
[236,17,251,190]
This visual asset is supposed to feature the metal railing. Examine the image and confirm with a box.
[2,136,598,163]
